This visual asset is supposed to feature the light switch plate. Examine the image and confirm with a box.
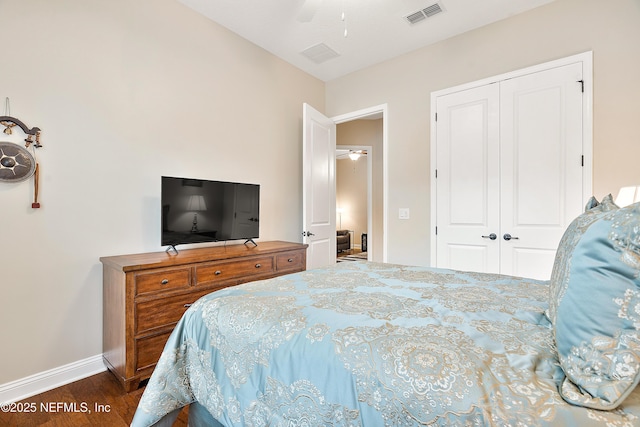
[399,208,410,219]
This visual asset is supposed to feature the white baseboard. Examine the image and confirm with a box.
[0,354,106,404]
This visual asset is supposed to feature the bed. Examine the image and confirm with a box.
[131,197,640,426]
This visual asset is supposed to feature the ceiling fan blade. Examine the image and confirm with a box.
[297,0,323,22]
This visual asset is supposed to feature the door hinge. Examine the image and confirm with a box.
[435,226,438,235]
[581,155,584,167]
[577,80,584,93]
[435,169,438,178]
[435,112,437,121]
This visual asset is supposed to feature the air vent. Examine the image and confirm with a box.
[423,3,443,17]
[301,43,340,64]
[406,11,426,25]
[405,2,444,24]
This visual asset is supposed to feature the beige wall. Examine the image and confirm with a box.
[336,119,383,261]
[326,0,640,266]
[0,0,324,384]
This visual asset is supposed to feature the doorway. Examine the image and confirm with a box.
[303,104,388,269]
[336,143,372,260]
[333,105,387,264]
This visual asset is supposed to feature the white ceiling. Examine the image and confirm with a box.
[178,0,555,82]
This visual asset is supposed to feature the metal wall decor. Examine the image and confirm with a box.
[0,142,36,182]
[0,98,44,208]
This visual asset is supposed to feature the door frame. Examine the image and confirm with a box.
[332,104,388,262]
[429,51,593,267]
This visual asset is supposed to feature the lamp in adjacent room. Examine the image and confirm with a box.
[337,207,344,229]
[187,195,207,233]
[615,186,640,207]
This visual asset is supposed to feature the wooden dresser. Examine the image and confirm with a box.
[100,240,307,392]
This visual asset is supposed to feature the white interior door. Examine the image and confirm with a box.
[303,103,336,269]
[499,63,584,278]
[434,57,588,280]
[435,84,501,273]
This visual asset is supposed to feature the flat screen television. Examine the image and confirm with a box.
[161,176,260,250]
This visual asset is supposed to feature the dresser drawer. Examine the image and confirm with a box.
[196,256,274,285]
[135,331,171,372]
[135,267,191,296]
[136,290,208,334]
[276,250,305,272]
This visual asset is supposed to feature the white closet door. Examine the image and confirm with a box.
[435,83,501,273]
[434,60,586,280]
[499,63,584,279]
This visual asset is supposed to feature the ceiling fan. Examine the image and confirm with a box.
[297,0,324,22]
[336,149,367,160]
[297,0,406,23]
[296,0,413,39]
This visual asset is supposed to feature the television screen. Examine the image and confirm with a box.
[161,176,260,248]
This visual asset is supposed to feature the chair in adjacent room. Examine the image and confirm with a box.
[337,230,351,252]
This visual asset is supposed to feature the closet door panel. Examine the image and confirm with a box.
[500,63,584,279]
[435,84,500,273]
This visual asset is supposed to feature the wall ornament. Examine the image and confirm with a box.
[0,97,43,208]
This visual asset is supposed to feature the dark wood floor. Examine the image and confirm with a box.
[0,371,188,426]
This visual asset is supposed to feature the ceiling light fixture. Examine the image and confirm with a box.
[348,151,361,161]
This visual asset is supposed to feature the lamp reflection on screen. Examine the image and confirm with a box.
[187,195,207,233]
[615,186,640,208]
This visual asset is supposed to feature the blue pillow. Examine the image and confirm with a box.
[555,201,640,409]
[547,195,618,325]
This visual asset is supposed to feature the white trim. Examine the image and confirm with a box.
[332,104,388,263]
[430,52,594,267]
[0,355,105,404]
[430,52,593,97]
[580,53,594,203]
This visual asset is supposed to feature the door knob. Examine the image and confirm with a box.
[481,233,497,240]
[302,231,315,237]
[503,233,519,241]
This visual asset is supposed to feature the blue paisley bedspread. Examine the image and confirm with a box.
[131,261,640,426]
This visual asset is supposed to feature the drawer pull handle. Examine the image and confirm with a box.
[288,258,294,263]
[214,270,222,275]
[161,279,169,285]
[184,303,192,308]
[255,263,261,268]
